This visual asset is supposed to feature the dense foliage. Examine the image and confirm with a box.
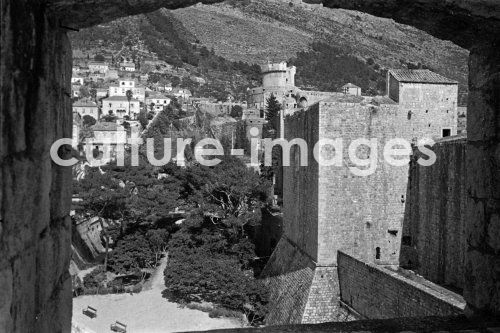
[74,152,272,323]
[162,157,271,324]
[290,41,387,96]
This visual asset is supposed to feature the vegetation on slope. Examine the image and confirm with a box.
[173,0,469,100]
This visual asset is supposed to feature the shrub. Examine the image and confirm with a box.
[83,266,106,289]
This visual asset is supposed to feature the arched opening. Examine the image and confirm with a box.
[298,97,308,109]
[2,0,500,331]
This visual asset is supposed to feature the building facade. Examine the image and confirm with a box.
[102,96,140,119]
[145,94,171,112]
[88,61,109,73]
[72,99,99,120]
[108,80,146,102]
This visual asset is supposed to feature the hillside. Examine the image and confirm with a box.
[70,0,469,101]
[173,0,468,96]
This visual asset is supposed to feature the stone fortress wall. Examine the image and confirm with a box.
[2,1,499,332]
[259,63,461,325]
[400,136,468,292]
[338,251,465,319]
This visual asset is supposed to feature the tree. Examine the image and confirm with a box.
[230,105,243,119]
[126,90,133,118]
[265,93,281,134]
[82,115,96,128]
[79,85,90,98]
[90,88,97,101]
[138,109,149,129]
[102,111,117,123]
[146,229,169,265]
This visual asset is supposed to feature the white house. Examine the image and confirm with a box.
[88,61,109,74]
[86,122,127,165]
[102,96,140,119]
[119,79,135,88]
[108,80,145,102]
[145,94,171,112]
[96,88,108,99]
[171,88,192,99]
[120,62,136,72]
[341,83,362,96]
[71,77,84,85]
[105,69,119,80]
[73,99,99,120]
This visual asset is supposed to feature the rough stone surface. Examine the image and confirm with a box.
[338,252,465,319]
[260,237,316,325]
[464,37,500,316]
[1,1,73,332]
[400,138,467,291]
[185,315,500,333]
[1,0,500,332]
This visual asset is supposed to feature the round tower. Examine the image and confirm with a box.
[261,61,296,88]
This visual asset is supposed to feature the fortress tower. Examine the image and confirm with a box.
[261,69,459,325]
[248,62,299,111]
[261,61,296,88]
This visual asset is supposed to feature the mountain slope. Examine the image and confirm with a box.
[70,0,468,101]
[172,0,468,94]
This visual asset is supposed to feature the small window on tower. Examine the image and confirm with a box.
[442,128,451,137]
[375,247,381,260]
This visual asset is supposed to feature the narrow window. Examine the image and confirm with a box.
[375,247,381,260]
[388,229,398,236]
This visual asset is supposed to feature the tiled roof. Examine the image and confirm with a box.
[342,83,360,89]
[73,99,97,107]
[104,96,139,102]
[92,122,124,131]
[147,94,170,100]
[389,69,457,84]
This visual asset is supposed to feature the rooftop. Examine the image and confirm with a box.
[104,96,140,102]
[389,69,458,84]
[73,99,97,107]
[342,83,361,89]
[88,61,108,66]
[147,94,170,100]
[91,122,125,132]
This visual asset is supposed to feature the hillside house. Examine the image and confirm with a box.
[102,96,140,119]
[86,122,127,164]
[342,83,362,96]
[120,61,136,72]
[88,61,109,73]
[72,99,99,120]
[145,94,171,112]
[108,80,146,102]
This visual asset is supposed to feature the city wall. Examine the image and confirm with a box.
[338,251,465,319]
[400,137,467,292]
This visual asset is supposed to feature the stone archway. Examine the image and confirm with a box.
[1,1,499,332]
